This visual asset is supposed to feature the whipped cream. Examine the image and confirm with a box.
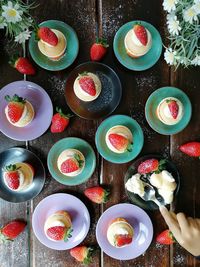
[125,173,145,197]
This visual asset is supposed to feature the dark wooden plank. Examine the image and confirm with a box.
[99,1,171,266]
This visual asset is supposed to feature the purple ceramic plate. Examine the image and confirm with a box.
[0,80,53,141]
[32,193,90,250]
[96,203,153,260]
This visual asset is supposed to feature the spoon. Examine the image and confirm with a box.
[141,183,165,207]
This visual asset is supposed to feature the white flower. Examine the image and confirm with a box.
[15,29,31,44]
[194,0,200,14]
[184,7,198,23]
[2,1,23,23]
[191,55,200,66]
[163,0,179,12]
[0,19,7,29]
[167,16,181,35]
[164,48,177,65]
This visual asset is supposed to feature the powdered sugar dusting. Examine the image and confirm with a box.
[48,75,65,96]
[173,254,185,265]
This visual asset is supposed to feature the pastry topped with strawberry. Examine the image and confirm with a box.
[44,210,73,242]
[37,26,66,60]
[5,94,34,127]
[124,24,152,58]
[107,217,134,248]
[105,125,133,153]
[57,149,85,177]
[73,72,102,102]
[3,163,34,192]
[157,97,183,125]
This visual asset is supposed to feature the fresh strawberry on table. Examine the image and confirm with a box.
[179,141,200,157]
[84,186,110,204]
[46,226,73,242]
[60,154,84,174]
[0,220,26,243]
[5,94,26,123]
[78,73,96,96]
[70,246,93,264]
[114,234,133,247]
[108,133,132,152]
[3,164,21,190]
[37,26,58,46]
[9,56,36,75]
[90,38,109,61]
[166,99,179,119]
[137,158,166,174]
[133,24,148,46]
[156,229,175,245]
[51,107,72,133]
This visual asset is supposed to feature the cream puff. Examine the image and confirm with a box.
[124,24,152,58]
[157,97,183,125]
[44,210,73,242]
[107,218,134,248]
[5,94,34,127]
[73,72,101,102]
[105,125,133,153]
[57,149,85,177]
[3,162,34,191]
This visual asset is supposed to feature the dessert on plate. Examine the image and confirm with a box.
[44,210,73,242]
[37,26,67,60]
[124,24,152,58]
[73,72,101,102]
[3,163,34,191]
[57,149,85,177]
[105,125,133,153]
[5,94,34,127]
[157,97,183,125]
[107,217,134,248]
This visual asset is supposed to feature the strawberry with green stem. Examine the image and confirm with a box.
[51,107,72,133]
[46,226,73,242]
[5,94,26,123]
[70,246,94,264]
[156,229,175,245]
[60,153,84,174]
[137,158,166,174]
[90,38,109,61]
[108,133,133,152]
[3,164,21,190]
[9,55,36,75]
[84,186,110,204]
[0,220,26,243]
[133,24,148,46]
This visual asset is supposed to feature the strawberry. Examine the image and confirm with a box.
[78,73,96,96]
[137,158,166,174]
[3,164,21,190]
[166,99,179,119]
[179,142,200,157]
[9,56,36,75]
[115,234,133,247]
[84,186,110,204]
[5,94,26,123]
[51,107,72,133]
[37,27,58,46]
[70,246,93,264]
[60,154,84,174]
[90,38,109,61]
[133,24,148,46]
[156,229,175,245]
[108,133,132,152]
[0,220,26,242]
[47,226,73,242]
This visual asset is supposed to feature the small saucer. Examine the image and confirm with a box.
[0,80,53,141]
[47,137,96,186]
[29,20,79,71]
[96,203,153,260]
[145,87,192,135]
[113,21,162,71]
[65,62,122,119]
[124,154,180,210]
[95,115,144,164]
[32,193,90,250]
[0,147,45,203]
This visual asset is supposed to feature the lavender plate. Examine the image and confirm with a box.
[96,203,153,260]
[32,193,90,250]
[0,81,53,141]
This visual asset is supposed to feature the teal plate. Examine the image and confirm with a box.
[29,20,79,71]
[145,87,192,135]
[113,21,162,71]
[47,137,96,185]
[95,115,144,164]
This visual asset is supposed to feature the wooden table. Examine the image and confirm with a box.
[0,1,200,266]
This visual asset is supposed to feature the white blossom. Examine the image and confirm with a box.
[184,7,198,23]
[14,29,31,44]
[163,0,179,12]
[164,48,177,65]
[191,55,200,66]
[194,0,200,14]
[167,15,181,35]
[2,1,23,23]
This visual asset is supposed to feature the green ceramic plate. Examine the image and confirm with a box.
[29,20,79,71]
[47,137,96,185]
[145,87,192,135]
[95,115,144,164]
[113,21,162,71]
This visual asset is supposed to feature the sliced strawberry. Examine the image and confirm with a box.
[167,100,179,119]
[78,73,96,96]
[37,27,58,46]
[9,56,36,75]
[0,220,26,242]
[70,246,93,264]
[90,38,109,61]
[115,234,133,247]
[5,94,26,123]
[179,142,200,157]
[51,107,72,133]
[60,154,83,174]
[4,164,21,190]
[156,229,175,245]
[84,186,110,204]
[133,24,148,46]
[108,133,132,152]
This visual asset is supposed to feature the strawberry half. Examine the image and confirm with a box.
[78,73,96,96]
[108,133,132,152]
[133,24,148,46]
[166,99,179,119]
[137,158,166,174]
[179,142,200,157]
[0,220,26,243]
[156,229,175,245]
[114,234,133,247]
[47,226,73,242]
[51,107,72,133]
[37,27,58,46]
[70,246,93,264]
[5,94,26,123]
[3,164,21,190]
[60,154,84,174]
[90,38,109,61]
[84,186,110,204]
[9,56,36,75]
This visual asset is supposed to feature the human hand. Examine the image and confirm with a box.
[160,206,200,256]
